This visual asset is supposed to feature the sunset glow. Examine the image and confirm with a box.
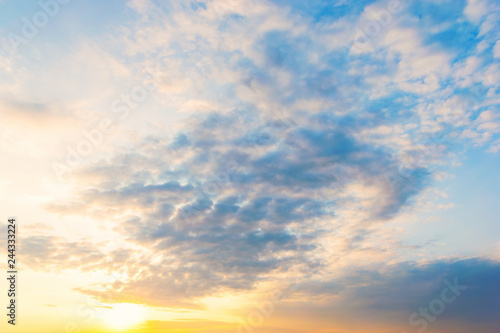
[102,304,146,331]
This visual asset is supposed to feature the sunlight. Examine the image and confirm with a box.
[102,303,146,331]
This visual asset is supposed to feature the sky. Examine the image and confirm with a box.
[0,0,499,332]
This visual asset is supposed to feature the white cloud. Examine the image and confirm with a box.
[464,0,489,23]
[487,138,500,152]
[382,27,451,94]
[494,40,500,58]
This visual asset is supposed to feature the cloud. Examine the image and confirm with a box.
[463,0,490,23]
[494,40,500,58]
[11,0,493,312]
[276,258,500,332]
[19,236,107,271]
[36,105,434,307]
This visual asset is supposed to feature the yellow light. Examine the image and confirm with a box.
[102,303,146,331]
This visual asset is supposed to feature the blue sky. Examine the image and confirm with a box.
[0,0,499,332]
